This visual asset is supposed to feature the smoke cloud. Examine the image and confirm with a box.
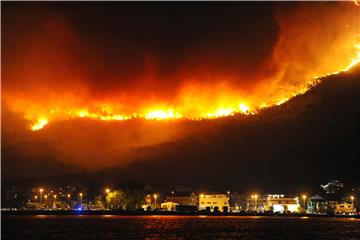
[3,2,358,120]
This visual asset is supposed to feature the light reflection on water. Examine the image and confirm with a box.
[2,215,360,240]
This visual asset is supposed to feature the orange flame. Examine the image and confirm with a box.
[3,3,360,131]
[20,46,360,131]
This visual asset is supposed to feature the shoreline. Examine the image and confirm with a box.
[2,210,359,218]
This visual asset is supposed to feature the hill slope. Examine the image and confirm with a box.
[2,68,360,192]
[92,68,360,192]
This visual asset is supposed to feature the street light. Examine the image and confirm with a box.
[34,195,38,202]
[44,195,48,207]
[54,194,57,201]
[79,193,83,206]
[350,196,354,206]
[302,195,307,209]
[153,194,158,210]
[67,194,71,209]
[251,195,254,210]
[39,188,44,204]
[254,194,258,211]
[105,188,110,210]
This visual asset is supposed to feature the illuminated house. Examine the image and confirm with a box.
[264,194,300,213]
[161,201,179,211]
[306,195,328,214]
[199,193,230,212]
[335,202,356,215]
[246,194,266,212]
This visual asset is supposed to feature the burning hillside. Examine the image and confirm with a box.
[2,2,360,131]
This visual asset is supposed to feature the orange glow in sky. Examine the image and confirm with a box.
[3,2,360,131]
[11,46,360,131]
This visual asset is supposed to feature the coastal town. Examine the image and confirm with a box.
[2,180,359,216]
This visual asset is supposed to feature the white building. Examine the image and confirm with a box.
[264,194,300,213]
[161,201,179,211]
[199,193,229,212]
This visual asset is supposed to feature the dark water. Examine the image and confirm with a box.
[2,215,360,240]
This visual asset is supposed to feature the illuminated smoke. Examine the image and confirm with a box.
[2,2,360,131]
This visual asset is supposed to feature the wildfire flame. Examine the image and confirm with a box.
[145,109,182,120]
[26,46,360,131]
[30,118,48,131]
[3,2,360,131]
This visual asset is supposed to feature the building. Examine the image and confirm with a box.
[335,202,356,215]
[229,193,247,212]
[306,195,328,214]
[165,192,198,206]
[3,186,30,209]
[264,194,300,213]
[246,194,267,212]
[161,201,179,211]
[321,180,344,195]
[199,193,229,212]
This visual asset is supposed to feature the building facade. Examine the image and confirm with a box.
[264,194,300,213]
[229,193,247,212]
[246,194,267,212]
[161,201,179,211]
[306,195,328,214]
[321,180,344,195]
[165,192,198,206]
[199,193,230,212]
[335,202,356,215]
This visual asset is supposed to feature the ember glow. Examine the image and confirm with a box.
[2,2,360,131]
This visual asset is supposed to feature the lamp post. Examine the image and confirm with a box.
[251,195,254,210]
[79,193,83,206]
[302,195,307,210]
[254,194,258,212]
[44,195,48,208]
[350,196,354,206]
[39,188,44,204]
[53,195,57,209]
[105,188,110,210]
[153,194,158,210]
[67,194,71,209]
[34,195,38,202]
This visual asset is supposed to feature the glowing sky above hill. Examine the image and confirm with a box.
[2,2,360,131]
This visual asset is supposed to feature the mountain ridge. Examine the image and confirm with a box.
[2,67,360,191]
